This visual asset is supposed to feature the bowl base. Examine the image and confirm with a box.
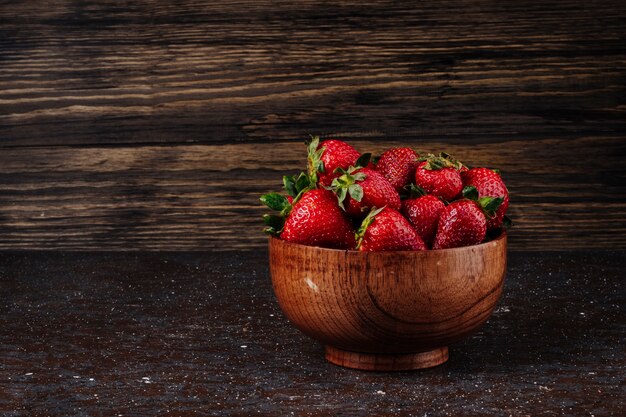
[325,346,449,371]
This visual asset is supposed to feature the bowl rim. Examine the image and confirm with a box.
[269,230,507,254]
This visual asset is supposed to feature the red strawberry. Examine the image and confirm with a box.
[261,189,355,249]
[357,207,426,251]
[461,167,509,231]
[401,190,445,248]
[282,189,355,248]
[331,167,401,218]
[414,154,463,201]
[375,147,420,192]
[432,200,487,249]
[308,136,362,186]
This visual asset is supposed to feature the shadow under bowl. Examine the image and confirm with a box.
[269,233,507,371]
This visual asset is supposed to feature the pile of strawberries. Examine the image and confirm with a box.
[261,137,510,251]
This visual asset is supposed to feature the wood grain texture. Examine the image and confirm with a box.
[0,137,624,250]
[269,234,507,370]
[1,0,625,250]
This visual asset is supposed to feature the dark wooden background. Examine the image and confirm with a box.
[1,0,625,251]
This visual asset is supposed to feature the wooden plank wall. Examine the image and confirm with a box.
[1,0,625,251]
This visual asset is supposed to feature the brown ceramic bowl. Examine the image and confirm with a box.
[268,232,507,371]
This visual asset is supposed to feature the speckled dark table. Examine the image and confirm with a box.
[0,250,624,416]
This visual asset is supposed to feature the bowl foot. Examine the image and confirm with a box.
[325,346,448,371]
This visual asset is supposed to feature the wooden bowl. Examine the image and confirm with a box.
[269,232,507,371]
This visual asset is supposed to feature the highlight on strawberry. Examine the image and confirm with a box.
[261,137,511,251]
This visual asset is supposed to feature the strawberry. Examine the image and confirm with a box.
[261,188,355,249]
[461,167,509,231]
[375,147,420,192]
[401,186,445,248]
[331,167,401,218]
[307,136,362,186]
[432,200,486,249]
[432,186,504,249]
[414,154,463,201]
[357,207,426,251]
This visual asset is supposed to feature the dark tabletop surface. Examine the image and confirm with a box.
[0,250,624,416]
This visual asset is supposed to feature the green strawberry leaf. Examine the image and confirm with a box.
[317,159,325,174]
[306,135,319,154]
[420,153,456,171]
[262,213,285,236]
[355,153,372,169]
[462,186,479,201]
[260,193,290,212]
[336,187,348,210]
[405,183,427,199]
[348,184,364,202]
[283,175,297,198]
[306,135,326,182]
[371,155,381,165]
[438,152,466,171]
[332,176,349,187]
[330,170,367,211]
[503,215,513,228]
[355,206,385,249]
[295,172,311,193]
[479,196,504,218]
[352,172,367,182]
[424,158,440,170]
[492,168,501,175]
[263,213,285,229]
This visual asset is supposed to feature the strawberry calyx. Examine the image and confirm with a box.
[439,152,468,171]
[329,153,372,210]
[260,171,316,235]
[330,170,367,210]
[353,152,372,170]
[306,135,326,185]
[403,183,427,199]
[355,206,385,249]
[419,152,466,171]
[283,171,314,200]
[260,193,291,235]
[461,186,504,219]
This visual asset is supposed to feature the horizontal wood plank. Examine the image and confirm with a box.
[1,0,625,147]
[1,0,625,250]
[0,137,624,250]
